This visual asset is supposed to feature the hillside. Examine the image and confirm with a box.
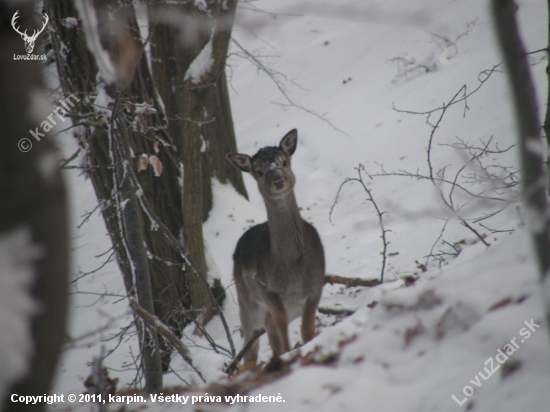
[52,0,550,411]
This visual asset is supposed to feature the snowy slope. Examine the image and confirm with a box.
[50,0,550,411]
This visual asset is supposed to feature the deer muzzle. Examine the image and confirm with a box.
[266,169,287,191]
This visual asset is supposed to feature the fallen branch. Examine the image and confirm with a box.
[130,298,206,384]
[318,307,355,316]
[324,275,381,288]
[225,328,266,377]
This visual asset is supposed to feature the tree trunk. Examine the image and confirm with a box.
[45,0,187,374]
[148,0,247,323]
[46,0,247,375]
[114,116,163,392]
[0,3,68,411]
[545,0,550,193]
[492,0,550,333]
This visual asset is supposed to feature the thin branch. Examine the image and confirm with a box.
[330,165,390,283]
[130,298,206,384]
[392,64,501,117]
[224,328,265,377]
[177,303,232,358]
[231,38,348,136]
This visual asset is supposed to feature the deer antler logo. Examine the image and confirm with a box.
[12,11,49,54]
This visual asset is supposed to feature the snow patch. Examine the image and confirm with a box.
[0,227,41,404]
[74,0,117,84]
[184,35,214,84]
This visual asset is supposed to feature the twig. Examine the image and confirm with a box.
[177,303,232,358]
[60,147,82,168]
[130,298,206,383]
[224,328,265,377]
[330,164,390,283]
[392,64,501,117]
[231,39,348,136]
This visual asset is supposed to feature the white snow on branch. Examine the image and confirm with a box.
[74,0,117,84]
[0,227,41,404]
[184,34,214,84]
[61,17,78,29]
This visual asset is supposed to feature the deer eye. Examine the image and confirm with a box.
[283,160,287,167]
[256,170,264,177]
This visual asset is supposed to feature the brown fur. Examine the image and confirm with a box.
[227,129,325,364]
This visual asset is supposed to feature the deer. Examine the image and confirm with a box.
[226,129,325,365]
[11,11,49,54]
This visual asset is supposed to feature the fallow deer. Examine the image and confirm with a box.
[227,129,325,364]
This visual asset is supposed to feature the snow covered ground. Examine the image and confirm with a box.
[49,0,550,411]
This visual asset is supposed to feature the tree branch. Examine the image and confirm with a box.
[130,298,205,384]
[224,328,266,377]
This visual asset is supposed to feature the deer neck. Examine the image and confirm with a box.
[264,191,305,264]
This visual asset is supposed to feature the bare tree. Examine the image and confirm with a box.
[45,0,245,386]
[148,0,247,324]
[0,2,68,411]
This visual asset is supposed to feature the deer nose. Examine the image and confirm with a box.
[273,179,284,190]
[266,170,285,188]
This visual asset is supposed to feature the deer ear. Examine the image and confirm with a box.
[279,129,298,156]
[226,153,252,173]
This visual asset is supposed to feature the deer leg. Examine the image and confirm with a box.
[301,294,321,344]
[235,268,263,365]
[241,306,264,365]
[242,332,259,365]
[240,299,264,365]
[264,293,291,355]
[241,305,261,365]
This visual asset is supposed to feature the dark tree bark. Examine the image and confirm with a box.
[45,0,246,377]
[492,0,550,331]
[544,0,550,195]
[0,2,68,411]
[45,0,178,379]
[148,0,247,324]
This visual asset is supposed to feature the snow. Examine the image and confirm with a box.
[0,227,40,406]
[47,0,550,411]
[74,0,117,85]
[61,17,79,29]
[184,34,214,84]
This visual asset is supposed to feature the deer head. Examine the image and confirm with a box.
[12,11,49,54]
[227,129,298,200]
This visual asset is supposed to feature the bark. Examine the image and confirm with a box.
[149,0,247,324]
[114,117,163,392]
[0,3,68,411]
[492,0,550,331]
[45,0,187,373]
[46,0,246,375]
[544,0,550,159]
[130,299,205,383]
